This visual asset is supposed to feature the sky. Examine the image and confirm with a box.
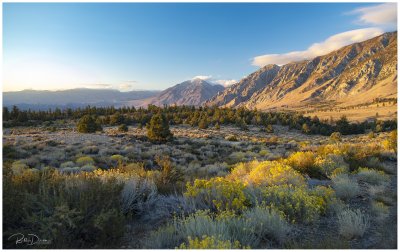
[2,2,397,92]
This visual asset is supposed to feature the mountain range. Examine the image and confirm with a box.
[3,89,160,110]
[205,31,397,110]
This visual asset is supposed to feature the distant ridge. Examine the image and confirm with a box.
[3,88,160,109]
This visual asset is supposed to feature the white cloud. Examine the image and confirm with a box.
[192,75,212,81]
[119,83,133,91]
[214,79,237,87]
[352,3,397,26]
[191,75,236,87]
[84,83,112,89]
[252,27,384,67]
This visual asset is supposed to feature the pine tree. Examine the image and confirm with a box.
[336,116,350,134]
[118,124,128,132]
[198,117,209,129]
[3,107,10,121]
[110,112,125,125]
[147,113,173,142]
[77,115,102,133]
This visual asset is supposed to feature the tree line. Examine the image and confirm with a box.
[3,104,397,136]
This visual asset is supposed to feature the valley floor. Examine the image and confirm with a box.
[3,123,397,249]
[304,104,397,122]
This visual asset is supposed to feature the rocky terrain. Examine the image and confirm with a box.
[206,32,397,113]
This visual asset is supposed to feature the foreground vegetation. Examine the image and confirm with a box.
[3,108,397,248]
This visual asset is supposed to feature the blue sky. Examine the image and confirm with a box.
[3,2,397,91]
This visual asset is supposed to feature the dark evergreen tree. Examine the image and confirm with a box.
[336,116,350,134]
[147,113,173,142]
[77,115,102,133]
[110,112,125,125]
[198,116,209,129]
[3,107,10,121]
[118,124,128,132]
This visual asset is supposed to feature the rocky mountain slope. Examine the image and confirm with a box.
[206,32,397,111]
[131,79,224,107]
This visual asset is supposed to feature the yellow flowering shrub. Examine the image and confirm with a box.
[228,160,305,187]
[185,177,249,213]
[262,185,326,223]
[177,236,248,249]
[314,154,349,177]
[285,151,321,178]
[227,161,257,181]
[248,161,305,187]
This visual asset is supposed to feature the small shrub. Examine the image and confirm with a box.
[310,186,341,215]
[259,149,269,157]
[80,164,96,172]
[155,155,184,194]
[82,145,99,154]
[144,222,183,249]
[381,130,397,153]
[368,131,375,139]
[265,124,274,133]
[225,135,238,141]
[178,236,244,249]
[330,132,342,142]
[285,237,350,249]
[356,167,390,186]
[110,154,125,168]
[367,184,394,205]
[11,160,29,175]
[242,206,290,243]
[76,156,95,166]
[118,124,128,132]
[228,152,246,163]
[337,208,369,239]
[60,161,75,168]
[120,178,158,216]
[331,174,360,200]
[371,201,390,222]
[60,167,81,174]
[314,154,349,177]
[179,211,229,244]
[93,208,125,247]
[145,207,290,249]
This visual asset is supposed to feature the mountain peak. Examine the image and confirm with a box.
[138,79,225,107]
